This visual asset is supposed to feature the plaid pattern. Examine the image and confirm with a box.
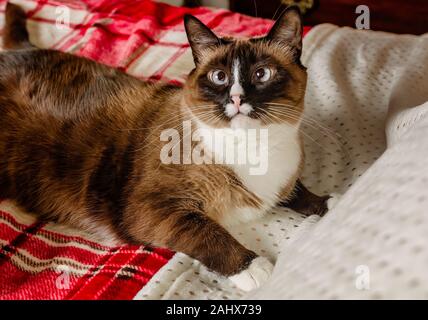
[0,200,174,299]
[0,0,311,299]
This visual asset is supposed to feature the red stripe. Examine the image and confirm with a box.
[66,246,173,300]
[0,210,114,251]
[0,262,80,300]
[0,0,311,300]
[149,46,187,81]
[0,221,45,267]
[77,246,141,300]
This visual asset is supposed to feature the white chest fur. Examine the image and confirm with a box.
[195,119,302,226]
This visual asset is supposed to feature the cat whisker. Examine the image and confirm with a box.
[261,107,351,161]
[265,103,342,137]
[131,107,219,150]
[264,105,345,141]
[135,109,223,154]
[120,104,217,132]
[259,109,333,154]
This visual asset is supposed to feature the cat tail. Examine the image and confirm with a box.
[3,2,33,50]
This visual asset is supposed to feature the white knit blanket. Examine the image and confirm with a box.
[247,24,428,300]
[135,23,428,300]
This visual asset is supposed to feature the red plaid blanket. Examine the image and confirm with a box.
[0,0,310,300]
[0,201,174,299]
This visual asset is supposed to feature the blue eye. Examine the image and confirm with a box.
[208,69,229,85]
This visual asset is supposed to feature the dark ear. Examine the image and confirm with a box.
[265,6,303,59]
[184,15,220,65]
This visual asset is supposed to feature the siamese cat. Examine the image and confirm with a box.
[0,3,329,291]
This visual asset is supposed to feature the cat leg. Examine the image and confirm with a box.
[126,205,273,291]
[159,211,273,291]
[279,179,330,216]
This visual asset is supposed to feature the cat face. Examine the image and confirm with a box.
[183,6,307,129]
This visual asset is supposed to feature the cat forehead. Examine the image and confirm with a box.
[199,38,295,71]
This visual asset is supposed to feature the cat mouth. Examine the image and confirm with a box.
[228,111,249,119]
[224,103,254,119]
[229,113,256,129]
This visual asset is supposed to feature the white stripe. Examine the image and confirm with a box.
[0,239,91,275]
[0,217,110,254]
[230,59,244,96]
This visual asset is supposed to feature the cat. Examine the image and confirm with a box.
[0,3,329,291]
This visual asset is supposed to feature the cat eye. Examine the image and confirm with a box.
[254,67,273,83]
[208,69,229,86]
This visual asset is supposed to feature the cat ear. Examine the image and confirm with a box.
[184,15,220,65]
[265,6,303,58]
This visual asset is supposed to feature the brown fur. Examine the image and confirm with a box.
[0,3,327,277]
[183,40,307,127]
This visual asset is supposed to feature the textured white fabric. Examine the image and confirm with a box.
[135,209,319,299]
[136,24,428,300]
[247,24,428,300]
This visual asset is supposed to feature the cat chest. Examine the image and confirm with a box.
[229,128,302,207]
[222,125,302,227]
[197,122,302,211]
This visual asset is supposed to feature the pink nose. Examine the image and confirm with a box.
[231,95,241,109]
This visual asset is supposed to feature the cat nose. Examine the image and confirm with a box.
[230,94,241,109]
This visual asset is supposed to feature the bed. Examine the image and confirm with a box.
[1,0,428,300]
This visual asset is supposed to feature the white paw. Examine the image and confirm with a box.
[228,257,274,292]
[327,192,342,210]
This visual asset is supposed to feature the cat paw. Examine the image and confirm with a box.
[228,257,274,291]
[327,192,342,210]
